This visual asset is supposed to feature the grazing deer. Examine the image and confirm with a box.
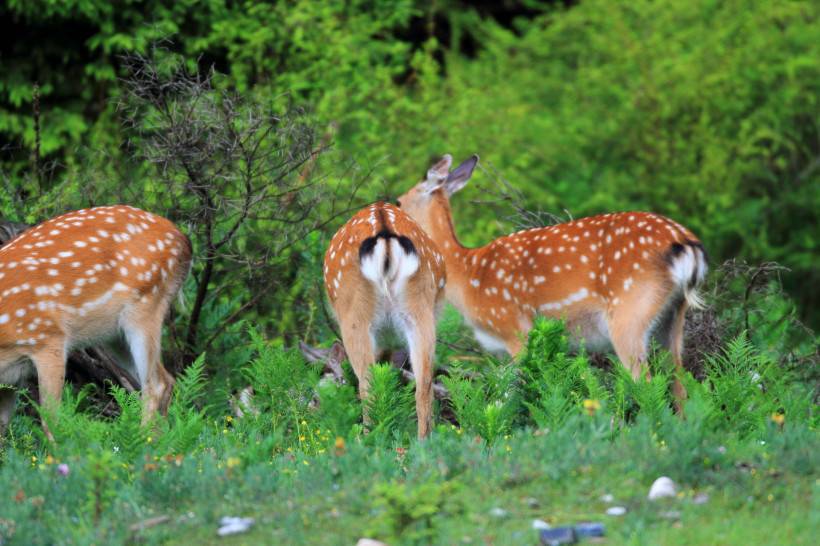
[0,205,192,438]
[397,155,707,405]
[324,202,446,437]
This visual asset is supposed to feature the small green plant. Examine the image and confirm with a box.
[314,381,361,438]
[703,333,779,436]
[628,361,674,427]
[107,386,148,460]
[364,364,415,444]
[242,326,322,437]
[442,358,518,443]
[366,479,462,544]
[519,317,608,429]
[157,353,209,455]
[83,449,118,525]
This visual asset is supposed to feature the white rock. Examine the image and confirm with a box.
[489,507,508,518]
[217,516,254,536]
[661,510,682,520]
[692,492,710,505]
[606,506,627,516]
[356,540,388,546]
[532,519,551,530]
[600,493,614,503]
[647,476,678,500]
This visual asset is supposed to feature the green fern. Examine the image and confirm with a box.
[364,364,414,444]
[525,390,573,430]
[107,385,147,460]
[442,359,518,444]
[171,353,208,410]
[631,368,673,426]
[611,365,637,423]
[704,332,776,436]
[242,326,321,434]
[518,317,608,428]
[315,381,361,438]
[158,353,209,454]
[38,384,107,453]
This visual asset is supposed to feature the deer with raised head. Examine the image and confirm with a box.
[324,202,446,438]
[397,155,707,406]
[0,205,192,438]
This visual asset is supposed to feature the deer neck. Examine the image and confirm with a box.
[425,194,477,314]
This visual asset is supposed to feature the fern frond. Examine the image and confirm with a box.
[173,353,208,410]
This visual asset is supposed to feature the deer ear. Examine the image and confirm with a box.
[444,154,478,196]
[424,154,453,191]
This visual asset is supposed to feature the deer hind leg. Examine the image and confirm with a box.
[607,284,669,382]
[30,340,68,441]
[335,288,377,411]
[660,299,689,412]
[403,304,437,439]
[122,301,175,424]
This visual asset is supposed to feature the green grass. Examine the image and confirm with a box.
[0,318,817,545]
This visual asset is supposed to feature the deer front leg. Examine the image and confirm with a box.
[30,340,67,442]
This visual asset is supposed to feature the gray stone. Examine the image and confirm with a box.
[648,476,678,500]
[217,516,254,537]
[489,507,509,518]
[356,540,388,546]
[532,519,551,530]
[692,492,709,505]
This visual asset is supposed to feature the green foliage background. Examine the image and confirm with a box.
[1,0,818,332]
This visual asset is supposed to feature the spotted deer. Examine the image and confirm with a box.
[0,205,192,438]
[397,155,707,406]
[324,202,446,438]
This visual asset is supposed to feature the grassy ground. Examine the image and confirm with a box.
[2,421,816,545]
[0,317,817,545]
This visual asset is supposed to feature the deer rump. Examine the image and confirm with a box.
[358,229,419,301]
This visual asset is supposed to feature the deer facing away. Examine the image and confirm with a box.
[324,202,447,438]
[0,205,191,438]
[397,155,707,405]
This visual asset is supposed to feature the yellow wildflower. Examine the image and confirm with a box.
[583,399,601,416]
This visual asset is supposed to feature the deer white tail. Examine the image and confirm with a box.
[359,233,419,300]
[667,241,708,310]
